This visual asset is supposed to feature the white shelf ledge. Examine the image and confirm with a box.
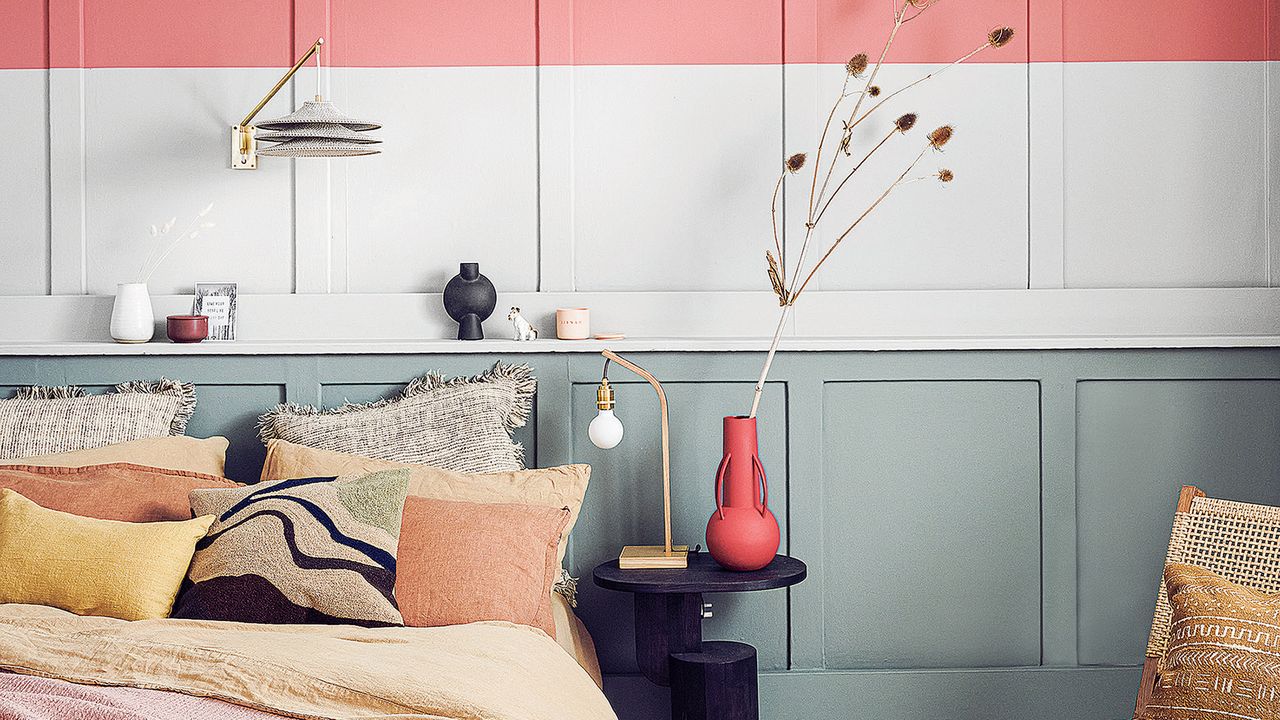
[0,335,1276,356]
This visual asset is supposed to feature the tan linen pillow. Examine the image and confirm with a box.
[257,363,533,473]
[0,380,196,458]
[262,439,589,564]
[0,488,214,621]
[396,497,569,637]
[4,436,229,476]
[1142,563,1280,720]
[0,463,239,522]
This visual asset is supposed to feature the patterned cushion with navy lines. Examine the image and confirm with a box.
[173,469,410,627]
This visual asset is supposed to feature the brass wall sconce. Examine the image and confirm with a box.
[231,38,381,170]
[589,349,689,569]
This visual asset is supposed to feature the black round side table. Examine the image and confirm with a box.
[594,552,806,720]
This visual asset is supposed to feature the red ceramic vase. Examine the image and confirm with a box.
[705,415,780,571]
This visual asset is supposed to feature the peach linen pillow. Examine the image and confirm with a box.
[3,436,230,477]
[0,463,240,522]
[261,439,589,564]
[396,498,570,636]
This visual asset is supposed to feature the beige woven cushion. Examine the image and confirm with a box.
[1142,563,1280,720]
[261,439,589,566]
[0,380,196,458]
[3,436,229,476]
[257,363,533,474]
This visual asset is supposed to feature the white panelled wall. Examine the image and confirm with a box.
[0,57,1278,343]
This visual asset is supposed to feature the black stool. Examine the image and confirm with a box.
[670,641,759,720]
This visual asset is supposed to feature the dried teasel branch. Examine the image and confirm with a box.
[768,153,808,287]
[805,61,866,222]
[812,114,916,226]
[811,0,928,217]
[768,172,786,274]
[788,141,935,305]
[749,0,926,420]
[902,0,946,23]
[842,27,1013,142]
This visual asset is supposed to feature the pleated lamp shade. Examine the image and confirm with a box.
[254,100,381,158]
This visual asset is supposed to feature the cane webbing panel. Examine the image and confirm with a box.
[1145,496,1280,661]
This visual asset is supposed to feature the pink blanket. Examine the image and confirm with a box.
[0,673,284,720]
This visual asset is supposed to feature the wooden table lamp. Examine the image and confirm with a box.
[588,350,688,569]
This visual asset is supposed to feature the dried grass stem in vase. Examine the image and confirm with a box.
[746,6,1015,418]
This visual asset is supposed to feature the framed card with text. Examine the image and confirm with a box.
[193,282,238,341]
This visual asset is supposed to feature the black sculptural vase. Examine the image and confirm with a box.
[442,262,497,340]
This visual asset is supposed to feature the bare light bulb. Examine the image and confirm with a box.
[589,409,624,449]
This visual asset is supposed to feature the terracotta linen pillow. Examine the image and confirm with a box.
[1143,563,1280,720]
[4,436,230,477]
[261,439,590,565]
[0,488,214,621]
[0,463,240,522]
[0,379,196,458]
[396,497,569,637]
[257,363,534,473]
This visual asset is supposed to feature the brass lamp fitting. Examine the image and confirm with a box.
[596,378,616,411]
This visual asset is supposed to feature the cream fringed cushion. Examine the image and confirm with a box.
[257,362,534,473]
[0,380,196,458]
[1142,563,1280,720]
[0,489,213,621]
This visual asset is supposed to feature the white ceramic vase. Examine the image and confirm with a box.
[110,282,155,343]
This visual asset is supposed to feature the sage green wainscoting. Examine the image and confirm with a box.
[2,348,1278,720]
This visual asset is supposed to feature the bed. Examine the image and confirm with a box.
[0,603,611,720]
[0,365,616,720]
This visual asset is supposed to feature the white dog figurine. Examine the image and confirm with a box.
[508,307,538,341]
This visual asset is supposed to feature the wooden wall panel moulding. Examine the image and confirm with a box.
[47,0,87,296]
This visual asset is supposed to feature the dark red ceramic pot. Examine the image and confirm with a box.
[705,415,780,571]
[166,315,208,343]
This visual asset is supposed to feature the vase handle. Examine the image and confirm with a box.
[713,453,731,520]
[751,454,769,516]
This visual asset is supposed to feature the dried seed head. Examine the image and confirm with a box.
[867,85,882,97]
[928,125,954,149]
[988,26,1015,48]
[938,169,954,182]
[895,113,918,133]
[785,152,807,173]
[845,53,869,77]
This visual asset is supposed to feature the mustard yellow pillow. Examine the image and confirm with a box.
[0,489,213,620]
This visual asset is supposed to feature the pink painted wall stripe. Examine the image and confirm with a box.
[0,0,1274,69]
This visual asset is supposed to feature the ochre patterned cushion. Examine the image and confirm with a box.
[173,470,410,628]
[256,363,534,473]
[1143,563,1280,720]
[0,380,196,458]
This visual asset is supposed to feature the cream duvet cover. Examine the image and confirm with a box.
[0,604,616,720]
